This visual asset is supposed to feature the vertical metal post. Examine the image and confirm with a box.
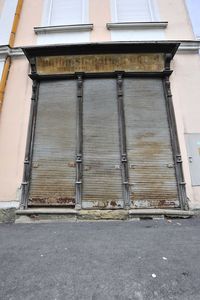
[75,73,83,209]
[116,72,130,208]
[20,80,39,209]
[163,76,188,210]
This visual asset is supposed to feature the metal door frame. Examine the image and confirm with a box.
[20,70,188,210]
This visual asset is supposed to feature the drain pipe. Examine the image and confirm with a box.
[0,56,10,110]
[0,0,24,111]
[9,0,24,47]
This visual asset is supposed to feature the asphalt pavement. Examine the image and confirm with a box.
[0,217,200,300]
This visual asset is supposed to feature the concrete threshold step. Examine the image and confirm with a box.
[15,208,194,223]
[129,209,194,218]
[16,208,78,215]
[15,208,78,223]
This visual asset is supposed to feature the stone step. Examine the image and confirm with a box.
[129,209,194,218]
[15,208,194,223]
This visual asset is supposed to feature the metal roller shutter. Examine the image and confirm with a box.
[29,80,76,206]
[82,79,123,209]
[124,78,179,208]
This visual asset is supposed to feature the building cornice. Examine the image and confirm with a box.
[0,45,10,59]
[0,40,199,59]
[178,40,200,52]
[10,47,24,56]
[0,46,24,58]
[22,42,180,61]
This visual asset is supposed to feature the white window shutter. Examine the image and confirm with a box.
[115,0,153,22]
[50,0,84,26]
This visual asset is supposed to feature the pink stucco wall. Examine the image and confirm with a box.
[90,0,111,42]
[14,0,43,47]
[0,57,31,201]
[157,0,194,39]
[170,53,200,208]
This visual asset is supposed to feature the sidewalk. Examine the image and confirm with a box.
[0,218,200,300]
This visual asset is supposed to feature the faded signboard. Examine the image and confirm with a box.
[36,53,164,75]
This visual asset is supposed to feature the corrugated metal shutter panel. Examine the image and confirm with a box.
[115,0,152,22]
[50,0,83,26]
[124,78,179,208]
[82,79,123,209]
[29,80,76,206]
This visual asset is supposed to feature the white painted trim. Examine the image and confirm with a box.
[0,46,24,57]
[178,41,200,52]
[110,0,160,22]
[41,0,51,26]
[0,41,199,59]
[10,47,24,56]
[0,45,9,58]
[110,0,117,22]
[42,0,89,26]
[34,24,93,34]
[48,0,53,25]
[147,0,154,21]
[107,22,168,30]
[81,0,89,24]
[0,201,19,209]
[0,59,4,81]
[0,0,18,45]
[150,0,160,21]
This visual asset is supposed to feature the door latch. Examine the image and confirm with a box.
[167,163,174,168]
[188,156,193,163]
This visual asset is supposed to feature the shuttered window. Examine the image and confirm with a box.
[112,0,156,22]
[48,0,87,26]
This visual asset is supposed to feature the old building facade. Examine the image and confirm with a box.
[0,0,200,219]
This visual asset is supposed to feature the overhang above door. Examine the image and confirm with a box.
[22,42,180,77]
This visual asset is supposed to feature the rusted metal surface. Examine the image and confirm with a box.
[21,80,39,209]
[116,73,130,207]
[163,77,188,210]
[123,78,180,209]
[29,80,76,206]
[27,76,181,210]
[82,79,123,209]
[36,54,165,75]
[75,74,83,208]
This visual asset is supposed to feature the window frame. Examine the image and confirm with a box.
[42,0,89,27]
[110,0,159,23]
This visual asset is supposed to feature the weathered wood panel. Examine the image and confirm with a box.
[36,53,164,75]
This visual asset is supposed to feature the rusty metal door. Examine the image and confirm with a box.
[82,79,123,209]
[29,80,76,206]
[124,78,179,208]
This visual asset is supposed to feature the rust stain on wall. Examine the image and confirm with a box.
[29,197,75,206]
[36,53,164,75]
